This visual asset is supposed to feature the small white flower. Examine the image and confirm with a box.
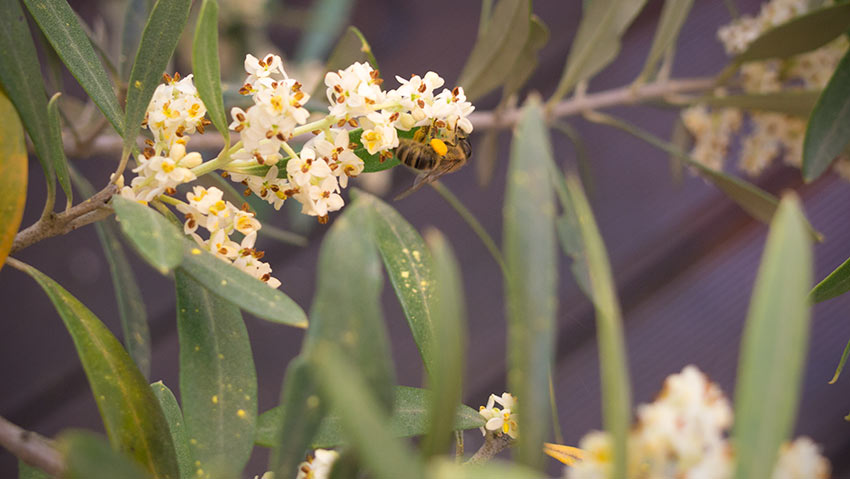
[325,62,384,120]
[244,53,285,85]
[359,111,399,155]
[478,392,518,439]
[287,147,332,186]
[296,449,339,479]
[772,437,830,479]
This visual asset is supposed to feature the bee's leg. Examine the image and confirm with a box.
[413,124,431,143]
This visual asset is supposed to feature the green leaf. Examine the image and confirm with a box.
[60,431,151,479]
[112,195,184,274]
[733,194,813,479]
[120,0,150,80]
[151,381,194,479]
[427,458,545,479]
[17,460,48,479]
[0,0,60,196]
[421,228,467,458]
[503,15,549,96]
[192,0,228,143]
[294,0,354,63]
[585,111,822,240]
[23,0,124,135]
[735,2,850,63]
[122,0,191,153]
[179,238,308,327]
[829,336,850,384]
[18,262,178,478]
[0,90,27,272]
[503,97,557,469]
[357,192,437,376]
[549,0,649,105]
[257,386,484,448]
[458,0,531,101]
[810,256,850,303]
[636,0,694,83]
[562,175,631,479]
[47,93,71,203]
[304,198,395,409]
[699,90,821,118]
[803,48,850,181]
[176,270,257,479]
[312,346,425,479]
[72,171,150,377]
[268,356,325,479]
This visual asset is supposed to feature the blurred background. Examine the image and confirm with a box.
[3,0,850,477]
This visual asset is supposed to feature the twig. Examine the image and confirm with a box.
[57,77,717,158]
[0,415,64,478]
[11,184,117,254]
[466,433,514,464]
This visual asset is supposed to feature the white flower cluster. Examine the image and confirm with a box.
[682,0,850,179]
[177,186,281,289]
[252,449,338,479]
[145,73,209,153]
[478,392,518,439]
[225,54,474,222]
[121,74,209,203]
[565,365,830,479]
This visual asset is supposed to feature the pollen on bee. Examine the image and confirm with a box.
[430,139,448,157]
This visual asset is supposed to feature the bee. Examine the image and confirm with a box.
[393,127,472,200]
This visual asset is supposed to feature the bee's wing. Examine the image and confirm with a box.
[393,159,462,201]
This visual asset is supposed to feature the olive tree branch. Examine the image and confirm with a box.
[58,76,717,158]
[0,415,64,477]
[11,183,117,254]
[465,433,514,464]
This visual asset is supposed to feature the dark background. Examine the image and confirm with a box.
[3,0,850,477]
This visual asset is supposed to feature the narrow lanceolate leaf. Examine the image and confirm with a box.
[123,0,191,152]
[503,97,557,469]
[0,91,27,272]
[457,0,530,101]
[312,346,425,479]
[810,257,850,303]
[60,431,151,479]
[585,111,822,240]
[72,171,150,377]
[180,239,308,327]
[421,229,467,458]
[176,270,257,479]
[18,263,178,478]
[700,90,821,118]
[503,15,549,96]
[735,2,850,63]
[23,0,124,135]
[120,0,150,80]
[829,337,850,384]
[257,386,484,448]
[357,192,437,377]
[192,0,228,143]
[269,356,325,479]
[304,199,395,410]
[549,0,649,105]
[803,49,850,181]
[733,194,813,479]
[636,0,694,83]
[0,0,59,194]
[151,381,194,479]
[46,93,71,203]
[563,176,631,479]
[112,196,184,274]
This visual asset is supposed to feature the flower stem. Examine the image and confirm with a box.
[191,140,243,177]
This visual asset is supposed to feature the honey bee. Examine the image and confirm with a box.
[393,127,472,200]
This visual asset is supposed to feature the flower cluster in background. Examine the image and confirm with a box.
[478,392,518,439]
[566,365,830,479]
[253,448,339,479]
[681,0,850,179]
[224,53,474,222]
[177,185,280,288]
